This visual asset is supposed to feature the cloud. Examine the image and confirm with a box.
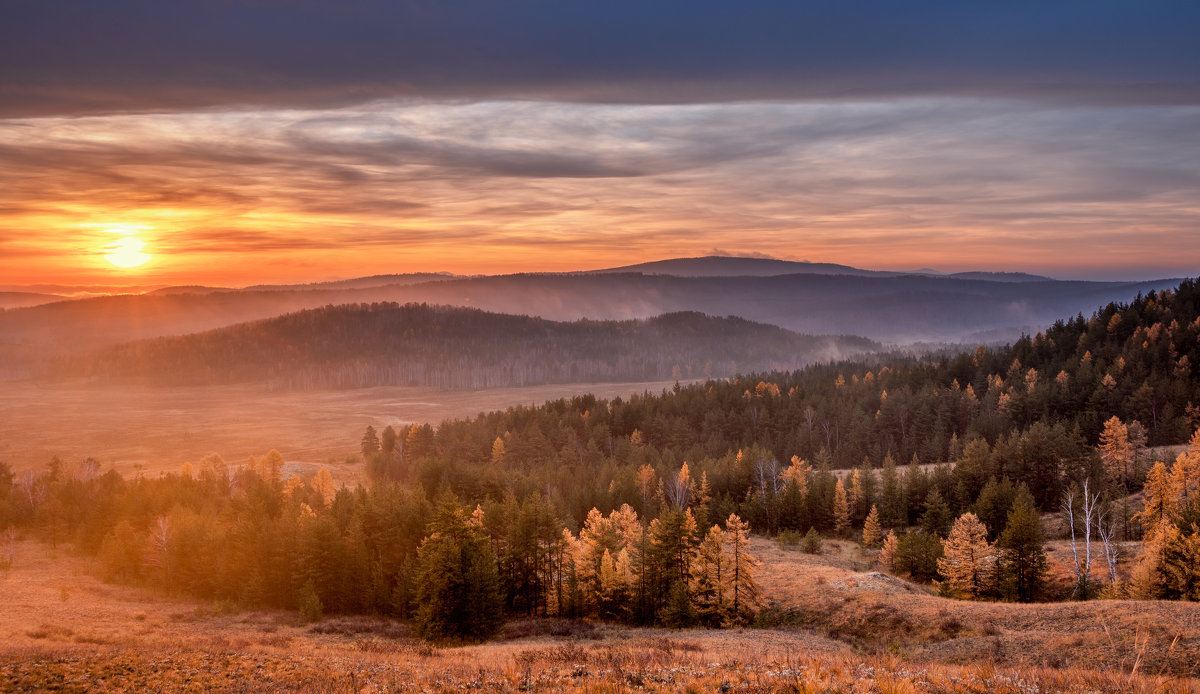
[1,1,1199,116]
[2,97,1198,284]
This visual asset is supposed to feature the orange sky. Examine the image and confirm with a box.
[3,99,1199,287]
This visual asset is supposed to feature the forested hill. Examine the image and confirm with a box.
[378,279,1200,512]
[58,303,877,390]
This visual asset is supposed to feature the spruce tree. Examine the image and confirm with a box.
[997,495,1047,602]
[414,498,504,641]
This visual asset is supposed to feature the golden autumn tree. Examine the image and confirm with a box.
[833,478,850,536]
[862,505,883,547]
[937,513,992,599]
[312,467,336,503]
[724,514,760,623]
[879,530,899,571]
[690,525,730,626]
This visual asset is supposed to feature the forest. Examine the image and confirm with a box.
[55,303,876,390]
[2,279,1200,641]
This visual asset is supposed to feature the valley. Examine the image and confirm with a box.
[0,379,687,481]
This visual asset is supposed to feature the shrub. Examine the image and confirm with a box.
[802,528,823,554]
[776,529,802,549]
[298,580,324,623]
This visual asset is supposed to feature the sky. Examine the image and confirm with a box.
[2,0,1199,286]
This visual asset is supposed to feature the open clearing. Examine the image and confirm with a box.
[3,536,1198,692]
[0,379,684,482]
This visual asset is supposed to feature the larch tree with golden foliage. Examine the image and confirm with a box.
[878,530,899,571]
[690,524,730,626]
[833,478,850,536]
[862,505,883,547]
[1129,429,1200,599]
[1099,416,1135,538]
[724,514,760,623]
[937,513,992,599]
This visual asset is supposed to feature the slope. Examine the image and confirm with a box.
[57,303,878,390]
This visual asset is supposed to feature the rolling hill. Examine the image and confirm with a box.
[0,258,1185,379]
[57,303,877,390]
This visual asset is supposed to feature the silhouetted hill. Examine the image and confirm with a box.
[588,255,900,277]
[147,285,237,295]
[57,303,877,390]
[587,256,1054,282]
[244,273,459,292]
[947,271,1052,283]
[0,292,63,310]
[0,268,1184,379]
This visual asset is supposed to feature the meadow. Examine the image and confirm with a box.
[4,534,1198,693]
[0,379,683,482]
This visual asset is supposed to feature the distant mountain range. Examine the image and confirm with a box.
[589,256,1053,282]
[56,303,876,390]
[0,257,1188,380]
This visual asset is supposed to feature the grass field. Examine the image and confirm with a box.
[0,379,685,484]
[3,534,1199,693]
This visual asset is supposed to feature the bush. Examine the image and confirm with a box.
[776,529,802,549]
[298,580,324,623]
[802,528,823,554]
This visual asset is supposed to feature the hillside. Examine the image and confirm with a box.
[0,261,1182,379]
[0,291,63,309]
[57,303,877,390]
[3,536,1194,691]
[352,277,1200,510]
[589,255,1054,283]
[587,255,900,278]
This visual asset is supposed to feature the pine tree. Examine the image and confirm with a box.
[879,453,904,527]
[919,489,953,537]
[894,530,944,582]
[361,426,381,461]
[490,437,506,464]
[997,495,1047,602]
[414,498,504,641]
[937,513,992,599]
[380,425,398,458]
[861,505,883,547]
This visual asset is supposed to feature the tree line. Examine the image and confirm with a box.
[0,452,760,641]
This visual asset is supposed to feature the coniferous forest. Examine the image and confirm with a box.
[3,279,1200,641]
[53,303,876,390]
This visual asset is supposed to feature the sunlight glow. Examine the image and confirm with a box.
[104,236,152,268]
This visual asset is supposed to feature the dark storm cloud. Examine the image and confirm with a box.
[1,0,1198,115]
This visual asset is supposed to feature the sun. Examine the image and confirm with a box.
[105,236,152,268]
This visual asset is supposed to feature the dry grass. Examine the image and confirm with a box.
[756,536,1200,679]
[0,379,684,482]
[3,537,1200,692]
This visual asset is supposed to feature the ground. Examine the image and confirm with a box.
[3,535,1198,692]
[0,380,683,484]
